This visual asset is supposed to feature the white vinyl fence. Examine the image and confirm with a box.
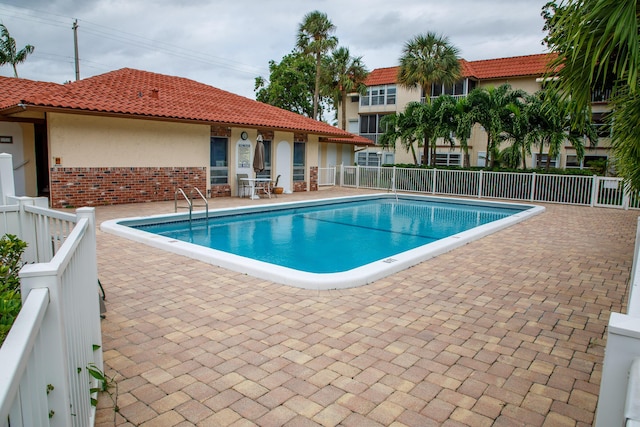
[596,217,640,426]
[0,197,102,427]
[339,165,639,209]
[317,167,336,186]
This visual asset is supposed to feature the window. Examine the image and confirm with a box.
[359,114,386,143]
[293,142,305,182]
[566,154,608,170]
[356,152,381,166]
[533,154,558,168]
[430,79,467,100]
[435,152,461,167]
[255,139,272,180]
[592,112,612,138]
[360,85,396,106]
[210,137,228,185]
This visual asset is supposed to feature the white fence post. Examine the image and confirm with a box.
[356,165,360,188]
[595,313,640,426]
[530,172,537,202]
[432,168,437,194]
[76,207,103,373]
[590,175,598,207]
[16,197,38,263]
[18,268,74,427]
[478,170,483,199]
[0,153,15,205]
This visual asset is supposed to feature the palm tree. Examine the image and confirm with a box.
[322,47,369,130]
[528,89,597,170]
[0,24,34,78]
[467,84,526,168]
[380,111,420,165]
[503,96,532,169]
[543,0,639,188]
[397,32,461,165]
[296,11,338,121]
[452,96,475,168]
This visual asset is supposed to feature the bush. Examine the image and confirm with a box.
[0,234,27,345]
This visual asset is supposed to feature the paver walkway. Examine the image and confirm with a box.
[93,189,637,426]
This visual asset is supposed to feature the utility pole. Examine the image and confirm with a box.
[73,19,80,81]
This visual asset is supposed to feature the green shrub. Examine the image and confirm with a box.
[0,234,27,345]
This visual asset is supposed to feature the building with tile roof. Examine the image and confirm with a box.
[343,53,611,169]
[0,68,371,207]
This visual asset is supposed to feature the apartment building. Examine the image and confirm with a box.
[341,53,612,170]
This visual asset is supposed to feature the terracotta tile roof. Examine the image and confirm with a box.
[365,67,399,86]
[323,134,375,146]
[466,53,557,79]
[0,68,353,138]
[0,77,61,110]
[364,53,556,85]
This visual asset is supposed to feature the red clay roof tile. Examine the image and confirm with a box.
[364,53,556,85]
[0,69,353,138]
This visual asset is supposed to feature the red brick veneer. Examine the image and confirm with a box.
[50,166,207,207]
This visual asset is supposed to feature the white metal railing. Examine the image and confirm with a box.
[318,167,336,186]
[339,165,637,209]
[0,201,102,427]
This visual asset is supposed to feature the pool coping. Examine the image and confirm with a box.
[100,193,545,290]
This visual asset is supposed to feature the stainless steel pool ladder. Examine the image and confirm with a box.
[388,177,398,202]
[175,187,209,223]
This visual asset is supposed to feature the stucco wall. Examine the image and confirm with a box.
[47,113,210,207]
[47,113,209,167]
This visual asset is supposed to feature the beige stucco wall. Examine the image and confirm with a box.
[47,113,210,168]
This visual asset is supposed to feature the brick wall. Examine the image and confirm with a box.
[50,166,207,208]
[292,167,318,192]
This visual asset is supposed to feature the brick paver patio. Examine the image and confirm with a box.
[93,188,636,426]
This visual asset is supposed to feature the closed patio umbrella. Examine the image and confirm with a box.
[253,134,265,174]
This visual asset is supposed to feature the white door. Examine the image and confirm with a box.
[276,140,292,193]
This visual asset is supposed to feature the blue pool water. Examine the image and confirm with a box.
[133,198,525,274]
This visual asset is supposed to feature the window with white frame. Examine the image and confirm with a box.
[359,114,386,143]
[435,152,461,167]
[293,141,305,182]
[356,152,381,166]
[532,153,558,168]
[360,85,396,106]
[592,112,612,138]
[210,136,228,185]
[566,154,608,170]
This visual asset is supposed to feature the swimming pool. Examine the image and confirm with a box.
[101,194,544,289]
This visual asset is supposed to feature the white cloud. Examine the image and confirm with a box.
[1,0,550,97]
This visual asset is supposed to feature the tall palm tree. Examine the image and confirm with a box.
[467,84,526,168]
[322,47,369,130]
[296,11,338,121]
[0,24,34,78]
[544,0,639,188]
[503,96,532,169]
[397,32,461,165]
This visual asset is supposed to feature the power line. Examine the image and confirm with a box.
[0,1,270,78]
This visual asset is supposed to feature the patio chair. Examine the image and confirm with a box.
[237,173,250,197]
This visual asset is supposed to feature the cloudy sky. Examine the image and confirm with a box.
[0,0,550,99]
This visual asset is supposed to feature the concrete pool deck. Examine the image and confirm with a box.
[93,188,636,426]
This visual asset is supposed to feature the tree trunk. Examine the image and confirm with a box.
[521,145,527,169]
[313,53,321,120]
[340,90,347,130]
[463,151,470,168]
